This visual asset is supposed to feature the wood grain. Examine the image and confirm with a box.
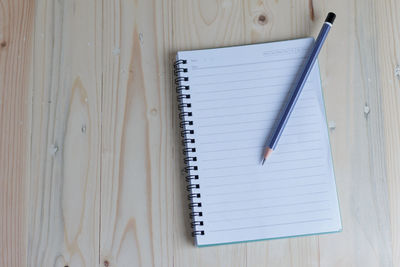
[317,1,392,265]
[100,1,168,266]
[2,0,400,266]
[27,0,102,266]
[375,1,400,266]
[0,0,34,266]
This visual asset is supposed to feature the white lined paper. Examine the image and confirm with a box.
[177,38,341,246]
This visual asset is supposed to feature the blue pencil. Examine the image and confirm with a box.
[262,12,336,165]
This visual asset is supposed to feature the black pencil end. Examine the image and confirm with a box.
[325,12,336,24]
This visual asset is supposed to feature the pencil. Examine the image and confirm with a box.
[262,12,336,165]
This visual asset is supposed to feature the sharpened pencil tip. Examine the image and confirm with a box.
[261,158,265,165]
[261,147,273,165]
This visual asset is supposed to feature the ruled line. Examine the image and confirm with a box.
[201,171,267,180]
[197,114,318,128]
[197,121,319,137]
[282,130,320,137]
[274,147,323,154]
[207,208,329,223]
[203,173,326,188]
[208,218,332,232]
[200,145,263,153]
[196,106,314,120]
[201,148,323,162]
[195,94,313,104]
[201,158,322,172]
[199,138,262,145]
[278,138,321,146]
[191,56,306,70]
[195,97,315,111]
[205,199,329,214]
[194,84,290,96]
[198,127,271,136]
[189,65,297,78]
[200,140,321,153]
[201,155,322,167]
[198,119,274,128]
[205,190,329,207]
[201,163,258,171]
[264,156,321,165]
[198,131,319,145]
[200,164,325,180]
[192,81,316,97]
[190,74,293,86]
[205,182,328,197]
[195,97,284,111]
[286,120,320,128]
[196,109,280,120]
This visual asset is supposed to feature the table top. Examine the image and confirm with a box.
[1,0,400,266]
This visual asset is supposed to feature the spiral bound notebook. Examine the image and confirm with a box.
[174,38,342,247]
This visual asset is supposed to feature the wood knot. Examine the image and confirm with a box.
[395,65,400,79]
[364,103,370,117]
[309,0,315,21]
[0,41,6,48]
[150,108,158,116]
[257,14,268,25]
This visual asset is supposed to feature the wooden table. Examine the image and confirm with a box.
[1,0,400,266]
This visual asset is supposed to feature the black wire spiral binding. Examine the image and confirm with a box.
[174,59,204,237]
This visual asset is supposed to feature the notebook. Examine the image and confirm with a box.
[174,38,342,247]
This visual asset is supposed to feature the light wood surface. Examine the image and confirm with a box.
[1,0,400,266]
